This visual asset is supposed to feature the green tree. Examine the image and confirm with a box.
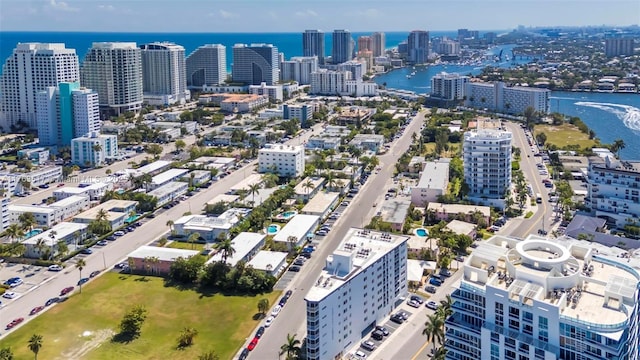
[18,212,36,232]
[197,351,220,360]
[177,327,199,348]
[118,305,148,340]
[56,240,68,259]
[257,298,270,315]
[5,223,24,243]
[261,173,278,188]
[422,314,445,347]
[213,238,236,263]
[524,106,536,129]
[248,183,262,208]
[0,347,14,360]
[174,139,186,152]
[279,333,301,360]
[145,144,164,159]
[611,139,626,158]
[158,237,168,247]
[188,233,200,250]
[535,132,547,147]
[76,259,86,293]
[27,334,43,360]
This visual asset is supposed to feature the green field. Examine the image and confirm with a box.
[166,241,205,251]
[534,124,597,149]
[2,273,280,360]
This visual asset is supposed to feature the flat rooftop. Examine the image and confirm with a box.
[135,160,171,175]
[306,228,409,302]
[22,222,88,245]
[294,176,325,196]
[302,192,339,214]
[417,160,450,190]
[380,199,411,225]
[247,250,287,272]
[128,246,199,262]
[463,235,639,329]
[208,232,265,266]
[49,195,89,208]
[230,173,263,192]
[206,194,240,206]
[147,181,188,198]
[427,202,490,217]
[151,169,189,186]
[9,204,59,214]
[273,214,319,243]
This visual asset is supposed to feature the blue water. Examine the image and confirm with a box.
[24,229,43,239]
[415,228,428,237]
[267,225,279,235]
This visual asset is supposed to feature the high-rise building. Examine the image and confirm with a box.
[139,42,189,106]
[446,234,640,360]
[407,30,430,64]
[337,61,365,81]
[81,42,143,116]
[36,82,100,147]
[332,30,353,64]
[0,43,79,131]
[232,44,279,85]
[303,30,325,64]
[310,69,351,95]
[605,37,635,57]
[587,155,640,227]
[71,131,118,167]
[463,129,512,200]
[464,82,550,115]
[185,44,227,88]
[436,39,461,56]
[371,32,386,57]
[431,72,469,101]
[357,36,372,52]
[280,56,318,85]
[305,228,409,360]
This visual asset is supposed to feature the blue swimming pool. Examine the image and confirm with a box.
[24,229,43,239]
[267,224,280,235]
[415,228,429,237]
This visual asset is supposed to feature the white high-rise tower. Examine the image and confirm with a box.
[186,44,227,88]
[139,42,189,106]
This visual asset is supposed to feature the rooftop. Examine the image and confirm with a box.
[306,228,409,302]
[22,222,88,245]
[147,181,188,198]
[151,168,189,186]
[259,144,304,154]
[294,177,325,196]
[208,232,265,266]
[229,173,263,192]
[273,214,319,243]
[463,235,640,330]
[49,195,89,208]
[247,251,287,272]
[445,220,477,235]
[380,199,411,225]
[416,159,450,190]
[206,194,240,206]
[128,246,199,262]
[302,192,340,214]
[135,160,172,175]
[8,204,59,214]
[427,202,491,217]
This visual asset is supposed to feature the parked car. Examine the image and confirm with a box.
[239,348,249,360]
[45,297,59,306]
[48,264,63,271]
[4,277,23,287]
[264,316,275,327]
[90,270,101,278]
[30,306,45,315]
[96,240,108,246]
[289,266,301,272]
[256,326,265,338]
[81,248,93,255]
[375,326,389,336]
[426,301,439,310]
[60,286,74,296]
[294,258,306,266]
[429,277,442,286]
[354,350,367,359]
[5,317,24,329]
[247,337,259,351]
[271,305,282,317]
[410,295,424,304]
[425,285,437,294]
[114,231,125,236]
[390,314,404,324]
[2,291,17,299]
[397,311,409,320]
[439,269,452,277]
[77,278,89,286]
[407,299,420,308]
[361,340,376,351]
[106,235,117,241]
[455,255,465,262]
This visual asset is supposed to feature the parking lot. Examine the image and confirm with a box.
[0,262,57,304]
[352,308,416,358]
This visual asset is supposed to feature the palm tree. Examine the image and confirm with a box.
[423,314,445,347]
[248,183,262,208]
[187,233,200,250]
[439,295,453,318]
[257,298,270,315]
[432,346,448,360]
[213,238,235,263]
[34,238,46,259]
[302,179,314,197]
[6,223,24,243]
[76,259,86,293]
[27,334,43,360]
[56,240,69,259]
[18,212,36,233]
[96,209,109,223]
[611,139,626,158]
[47,230,57,260]
[261,173,278,188]
[279,333,301,360]
[166,220,174,232]
[178,327,199,348]
[369,155,380,171]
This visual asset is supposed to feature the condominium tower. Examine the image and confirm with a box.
[280,56,319,85]
[407,30,430,64]
[605,37,635,57]
[186,44,227,88]
[463,128,512,200]
[431,72,469,101]
[257,144,305,177]
[71,131,118,167]
[81,42,143,116]
[0,43,79,130]
[464,81,550,115]
[303,30,325,64]
[232,44,279,85]
[371,32,386,57]
[305,228,409,360]
[332,30,354,64]
[446,234,639,360]
[357,36,372,52]
[36,82,100,147]
[139,42,189,106]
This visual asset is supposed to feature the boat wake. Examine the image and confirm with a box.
[574,101,640,132]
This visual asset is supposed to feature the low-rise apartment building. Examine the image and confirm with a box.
[147,181,188,207]
[411,159,450,207]
[258,144,305,177]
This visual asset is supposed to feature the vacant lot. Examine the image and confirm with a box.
[166,241,205,251]
[2,272,280,360]
[534,124,597,149]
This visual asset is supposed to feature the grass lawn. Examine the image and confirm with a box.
[167,241,205,251]
[534,124,597,149]
[2,272,280,360]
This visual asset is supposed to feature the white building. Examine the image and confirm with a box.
[464,129,512,202]
[17,148,50,165]
[81,42,143,115]
[0,197,8,232]
[431,72,469,101]
[0,166,62,195]
[73,199,137,229]
[232,44,279,85]
[53,182,112,201]
[344,80,378,97]
[371,32,386,57]
[411,159,450,207]
[207,232,265,266]
[301,191,340,219]
[174,208,249,241]
[36,82,101,147]
[337,61,365,81]
[147,181,188,207]
[48,195,90,220]
[0,43,79,130]
[9,204,63,227]
[149,168,189,190]
[305,228,409,360]
[186,44,227,89]
[71,132,118,167]
[184,170,211,186]
[273,214,319,249]
[306,137,341,151]
[587,156,640,227]
[348,134,385,153]
[310,69,351,95]
[139,42,190,106]
[22,222,88,259]
[247,250,288,277]
[464,81,550,115]
[280,56,318,85]
[249,82,283,102]
[258,144,305,177]
[446,234,640,360]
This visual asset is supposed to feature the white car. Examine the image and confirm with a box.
[114,231,125,236]
[426,300,438,310]
[48,264,63,272]
[2,291,17,299]
[271,305,282,317]
[264,316,275,327]
[355,350,367,359]
[407,299,420,308]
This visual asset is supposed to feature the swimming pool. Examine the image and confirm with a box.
[276,211,298,220]
[24,229,43,239]
[267,224,281,235]
[414,228,429,237]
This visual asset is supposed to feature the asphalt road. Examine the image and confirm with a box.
[248,111,426,359]
[0,123,324,338]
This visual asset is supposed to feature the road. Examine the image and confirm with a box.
[0,123,324,338]
[249,111,427,359]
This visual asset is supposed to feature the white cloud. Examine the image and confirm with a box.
[97,4,115,11]
[219,9,235,19]
[48,0,79,12]
[295,9,318,18]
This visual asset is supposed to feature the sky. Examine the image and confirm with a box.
[0,0,638,33]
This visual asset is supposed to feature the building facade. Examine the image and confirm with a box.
[431,72,469,101]
[586,155,640,227]
[249,82,283,102]
[407,30,430,64]
[283,104,313,127]
[185,44,227,88]
[464,81,550,115]
[332,30,354,64]
[411,159,450,207]
[280,56,318,85]
[310,69,351,95]
[139,42,189,105]
[305,228,409,360]
[258,144,305,177]
[446,234,639,360]
[232,44,279,85]
[0,43,79,130]
[605,37,635,57]
[303,30,325,65]
[81,42,143,116]
[371,32,386,57]
[357,36,372,52]
[71,131,118,167]
[463,129,512,200]
[37,82,101,147]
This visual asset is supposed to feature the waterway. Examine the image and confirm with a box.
[373,46,640,159]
